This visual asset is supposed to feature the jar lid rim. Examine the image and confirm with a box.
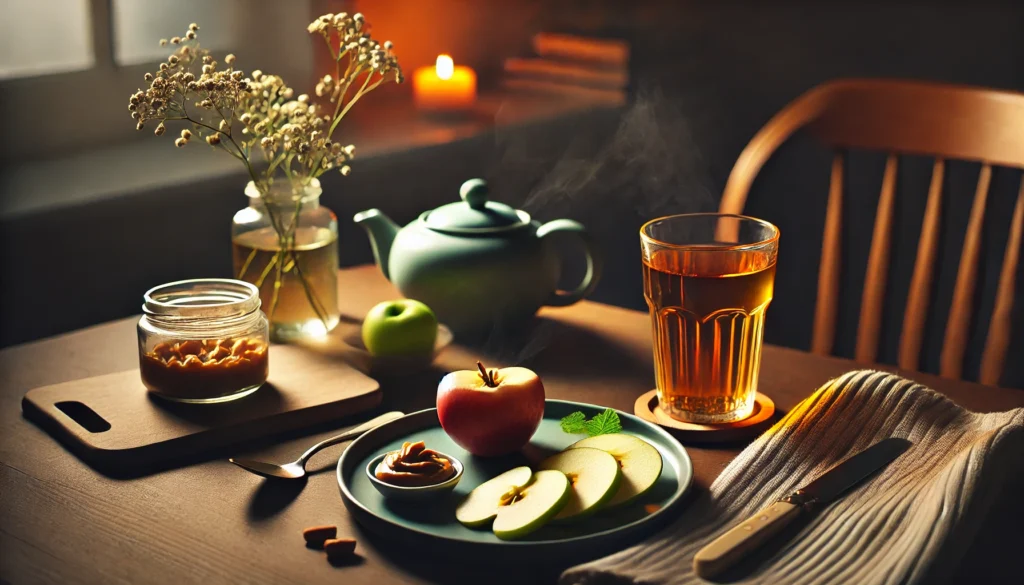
[143,279,261,318]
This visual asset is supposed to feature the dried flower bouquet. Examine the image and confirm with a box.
[128,14,402,332]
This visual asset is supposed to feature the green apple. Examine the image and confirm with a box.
[455,467,570,540]
[361,299,438,357]
[569,434,662,506]
[539,447,620,521]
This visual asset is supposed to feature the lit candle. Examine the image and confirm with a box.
[413,55,477,113]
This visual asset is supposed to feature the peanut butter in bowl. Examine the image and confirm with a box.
[374,441,456,487]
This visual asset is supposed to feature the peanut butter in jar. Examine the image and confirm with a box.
[138,279,269,403]
[140,337,268,401]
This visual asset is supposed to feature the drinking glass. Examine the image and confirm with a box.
[640,214,779,423]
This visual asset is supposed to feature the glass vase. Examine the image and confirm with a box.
[231,179,340,341]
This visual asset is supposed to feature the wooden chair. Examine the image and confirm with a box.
[720,79,1024,385]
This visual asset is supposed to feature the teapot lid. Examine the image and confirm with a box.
[424,179,528,231]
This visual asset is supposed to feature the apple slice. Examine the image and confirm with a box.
[455,467,571,540]
[539,447,621,521]
[491,470,570,540]
[456,466,534,527]
[569,434,662,506]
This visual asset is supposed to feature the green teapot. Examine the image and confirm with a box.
[354,179,602,335]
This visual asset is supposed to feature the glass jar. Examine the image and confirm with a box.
[231,179,340,342]
[138,279,269,403]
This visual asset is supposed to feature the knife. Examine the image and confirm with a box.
[693,437,912,579]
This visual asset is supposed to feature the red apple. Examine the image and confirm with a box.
[436,362,545,457]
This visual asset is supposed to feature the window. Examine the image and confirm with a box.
[112,0,244,66]
[0,0,93,80]
[0,0,314,163]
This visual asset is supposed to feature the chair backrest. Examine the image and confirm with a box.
[720,78,1024,385]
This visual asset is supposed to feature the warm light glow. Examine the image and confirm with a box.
[414,54,476,113]
[435,54,454,80]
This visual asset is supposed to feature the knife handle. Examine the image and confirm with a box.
[693,501,801,578]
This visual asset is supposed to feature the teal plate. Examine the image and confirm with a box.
[337,399,693,562]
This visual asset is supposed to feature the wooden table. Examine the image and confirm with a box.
[2,266,1021,584]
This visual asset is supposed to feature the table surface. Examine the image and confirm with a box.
[2,266,1022,585]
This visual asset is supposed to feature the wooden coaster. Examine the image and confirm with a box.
[633,390,776,443]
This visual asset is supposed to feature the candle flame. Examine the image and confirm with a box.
[436,54,454,80]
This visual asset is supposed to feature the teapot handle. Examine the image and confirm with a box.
[537,219,603,307]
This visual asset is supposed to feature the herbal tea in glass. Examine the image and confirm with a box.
[640,214,779,424]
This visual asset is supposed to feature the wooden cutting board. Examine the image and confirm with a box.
[21,344,381,472]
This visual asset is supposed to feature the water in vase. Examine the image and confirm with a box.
[232,226,340,341]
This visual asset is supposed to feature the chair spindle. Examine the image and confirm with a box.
[940,164,992,378]
[898,159,946,370]
[811,152,844,355]
[855,154,898,363]
[979,178,1024,385]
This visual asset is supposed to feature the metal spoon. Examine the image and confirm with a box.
[229,411,404,479]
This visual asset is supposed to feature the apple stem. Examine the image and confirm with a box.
[476,361,498,387]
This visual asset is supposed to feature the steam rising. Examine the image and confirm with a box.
[494,86,716,220]
[479,86,717,363]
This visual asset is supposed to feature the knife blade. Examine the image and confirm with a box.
[693,437,911,579]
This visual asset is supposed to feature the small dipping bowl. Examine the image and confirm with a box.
[366,451,464,501]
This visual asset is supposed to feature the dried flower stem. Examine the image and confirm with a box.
[130,16,401,333]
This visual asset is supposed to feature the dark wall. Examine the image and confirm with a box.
[3,1,1022,386]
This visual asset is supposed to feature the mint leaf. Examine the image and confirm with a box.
[584,408,622,436]
[560,411,587,434]
[561,409,623,436]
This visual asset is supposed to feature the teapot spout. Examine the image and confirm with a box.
[353,209,399,281]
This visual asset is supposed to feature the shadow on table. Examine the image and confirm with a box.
[327,553,366,569]
[145,382,289,424]
[246,476,309,521]
[350,524,573,585]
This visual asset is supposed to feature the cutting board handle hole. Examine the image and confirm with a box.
[55,401,111,433]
